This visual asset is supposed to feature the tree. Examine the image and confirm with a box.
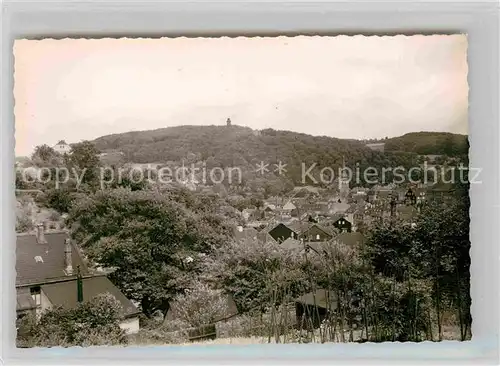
[15,168,33,191]
[362,184,471,340]
[204,237,307,313]
[66,140,101,187]
[16,203,34,233]
[170,281,229,327]
[67,188,231,317]
[31,144,60,166]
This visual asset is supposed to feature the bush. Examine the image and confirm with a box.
[17,293,127,347]
[16,199,34,233]
[205,238,307,313]
[216,311,280,339]
[48,210,61,222]
[131,319,191,345]
[16,214,33,233]
[170,281,229,327]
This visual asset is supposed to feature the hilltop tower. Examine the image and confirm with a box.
[226,118,232,127]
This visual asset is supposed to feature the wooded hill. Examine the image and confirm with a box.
[92,125,468,185]
[384,132,468,156]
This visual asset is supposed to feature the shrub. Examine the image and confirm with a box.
[132,319,191,345]
[170,281,229,327]
[205,238,307,313]
[16,214,33,233]
[48,210,61,222]
[17,293,127,347]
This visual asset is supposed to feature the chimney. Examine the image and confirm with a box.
[36,223,47,244]
[64,238,73,275]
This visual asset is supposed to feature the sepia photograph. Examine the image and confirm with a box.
[13,35,470,347]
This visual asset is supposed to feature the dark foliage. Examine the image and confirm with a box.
[384,132,468,156]
[91,126,464,186]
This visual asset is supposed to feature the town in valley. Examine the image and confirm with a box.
[14,121,471,346]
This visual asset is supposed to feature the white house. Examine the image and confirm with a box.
[53,140,71,155]
[281,201,297,218]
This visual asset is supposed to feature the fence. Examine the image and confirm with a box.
[142,274,470,345]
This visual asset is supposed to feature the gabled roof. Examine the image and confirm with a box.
[41,275,140,318]
[295,289,338,311]
[268,222,297,233]
[330,213,345,223]
[234,227,259,242]
[281,238,303,252]
[301,223,335,237]
[331,201,350,214]
[282,201,297,210]
[16,232,89,286]
[260,220,280,233]
[292,186,319,194]
[17,291,36,311]
[257,231,276,243]
[333,216,352,225]
[287,220,310,234]
[266,196,287,207]
[300,202,329,213]
[268,223,299,242]
[304,241,328,255]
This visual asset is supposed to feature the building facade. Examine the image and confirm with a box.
[16,225,141,334]
[52,140,71,155]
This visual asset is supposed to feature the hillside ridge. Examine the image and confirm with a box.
[92,124,467,163]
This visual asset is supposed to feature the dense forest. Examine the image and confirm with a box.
[384,132,468,156]
[92,126,468,186]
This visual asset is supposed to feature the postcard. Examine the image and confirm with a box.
[13,35,469,347]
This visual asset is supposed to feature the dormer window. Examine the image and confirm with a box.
[34,256,43,263]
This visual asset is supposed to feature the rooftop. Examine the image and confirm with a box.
[295,289,338,311]
[41,275,140,318]
[16,231,89,286]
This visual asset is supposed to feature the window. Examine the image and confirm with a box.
[30,286,41,306]
[316,234,320,240]
[17,313,26,321]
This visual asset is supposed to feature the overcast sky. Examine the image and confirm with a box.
[14,35,468,157]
